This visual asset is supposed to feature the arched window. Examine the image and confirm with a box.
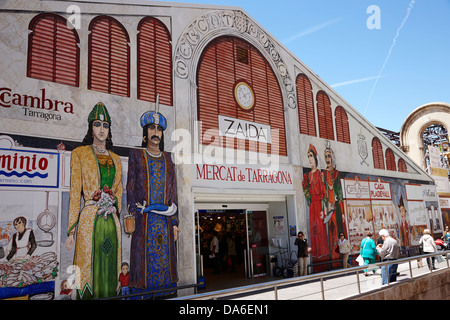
[316,91,334,140]
[296,74,316,136]
[372,137,385,170]
[197,36,287,156]
[27,13,80,87]
[385,148,397,171]
[137,17,173,106]
[88,16,130,97]
[335,106,351,144]
[398,158,408,173]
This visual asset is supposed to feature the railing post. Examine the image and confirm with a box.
[428,256,432,273]
[274,286,278,300]
[320,277,325,300]
[385,263,390,285]
[356,270,361,294]
[408,260,413,278]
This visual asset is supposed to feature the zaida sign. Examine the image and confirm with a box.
[218,115,272,144]
[0,148,59,188]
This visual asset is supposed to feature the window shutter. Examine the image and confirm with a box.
[138,17,173,106]
[89,16,129,97]
[398,158,407,173]
[27,13,79,87]
[316,91,334,140]
[197,36,287,156]
[296,74,316,136]
[372,137,385,170]
[385,148,397,171]
[335,106,351,144]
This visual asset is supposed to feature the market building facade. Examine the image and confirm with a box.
[0,0,441,299]
[400,102,450,228]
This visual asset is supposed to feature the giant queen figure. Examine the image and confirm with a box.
[126,107,180,298]
[66,102,123,299]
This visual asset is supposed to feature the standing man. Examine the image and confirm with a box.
[127,109,180,298]
[294,232,311,276]
[377,229,399,285]
[210,230,220,275]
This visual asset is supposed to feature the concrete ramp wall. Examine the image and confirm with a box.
[350,270,450,300]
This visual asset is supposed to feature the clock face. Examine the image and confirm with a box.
[234,82,255,111]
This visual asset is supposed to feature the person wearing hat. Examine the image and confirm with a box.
[302,144,328,261]
[322,141,347,262]
[66,102,123,299]
[126,109,180,298]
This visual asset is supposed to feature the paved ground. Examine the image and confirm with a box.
[232,257,448,300]
[181,259,450,300]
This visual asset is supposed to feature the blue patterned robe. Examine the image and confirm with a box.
[126,148,178,297]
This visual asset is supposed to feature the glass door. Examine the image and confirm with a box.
[246,210,269,278]
[194,210,205,287]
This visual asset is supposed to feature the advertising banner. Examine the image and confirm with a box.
[0,148,59,188]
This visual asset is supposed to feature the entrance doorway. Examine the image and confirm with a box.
[195,205,270,292]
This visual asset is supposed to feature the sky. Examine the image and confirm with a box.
[157,0,450,132]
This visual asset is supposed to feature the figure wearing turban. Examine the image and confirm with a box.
[127,110,180,298]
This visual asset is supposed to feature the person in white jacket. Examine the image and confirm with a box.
[419,229,437,270]
[337,233,352,268]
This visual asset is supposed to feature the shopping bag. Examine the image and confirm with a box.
[356,255,365,265]
[436,254,445,264]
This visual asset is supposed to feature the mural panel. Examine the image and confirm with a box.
[302,142,443,272]
[0,190,59,299]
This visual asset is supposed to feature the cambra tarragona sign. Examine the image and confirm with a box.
[0,148,59,188]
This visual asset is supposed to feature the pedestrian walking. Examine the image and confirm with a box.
[419,229,437,271]
[360,232,378,276]
[377,229,399,285]
[210,230,220,274]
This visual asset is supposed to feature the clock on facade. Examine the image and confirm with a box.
[234,81,255,111]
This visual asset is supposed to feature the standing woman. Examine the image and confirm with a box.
[66,102,123,299]
[337,233,352,268]
[360,232,378,276]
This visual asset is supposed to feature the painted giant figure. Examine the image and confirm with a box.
[66,102,123,299]
[322,141,347,264]
[127,109,180,298]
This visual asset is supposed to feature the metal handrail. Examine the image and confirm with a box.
[171,251,450,300]
[97,283,200,300]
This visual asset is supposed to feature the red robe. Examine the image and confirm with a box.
[307,169,328,259]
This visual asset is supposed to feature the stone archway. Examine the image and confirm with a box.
[400,102,450,168]
[173,9,298,113]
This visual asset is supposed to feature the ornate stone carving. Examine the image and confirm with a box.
[174,10,297,109]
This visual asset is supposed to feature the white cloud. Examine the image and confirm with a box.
[283,18,343,44]
[331,75,387,88]
[364,0,415,114]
